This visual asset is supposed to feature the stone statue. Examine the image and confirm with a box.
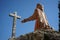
[21,3,51,31]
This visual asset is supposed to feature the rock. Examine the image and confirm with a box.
[16,29,60,40]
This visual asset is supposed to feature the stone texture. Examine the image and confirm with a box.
[16,29,60,40]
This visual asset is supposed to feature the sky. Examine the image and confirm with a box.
[0,0,59,40]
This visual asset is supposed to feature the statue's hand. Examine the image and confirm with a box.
[21,19,27,23]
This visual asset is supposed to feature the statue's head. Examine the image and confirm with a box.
[37,3,43,11]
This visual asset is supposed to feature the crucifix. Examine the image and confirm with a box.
[9,12,21,40]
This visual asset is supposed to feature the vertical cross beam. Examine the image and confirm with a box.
[9,12,21,40]
[58,1,60,32]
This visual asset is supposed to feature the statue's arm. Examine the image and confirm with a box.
[21,9,38,23]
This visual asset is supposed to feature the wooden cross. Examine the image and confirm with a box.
[9,12,21,39]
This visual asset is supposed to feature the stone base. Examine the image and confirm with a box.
[16,29,60,40]
[8,37,16,40]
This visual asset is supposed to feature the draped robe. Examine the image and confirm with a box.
[21,8,50,31]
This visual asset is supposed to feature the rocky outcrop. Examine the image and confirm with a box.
[16,29,60,40]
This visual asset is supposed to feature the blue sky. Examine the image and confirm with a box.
[0,0,59,40]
